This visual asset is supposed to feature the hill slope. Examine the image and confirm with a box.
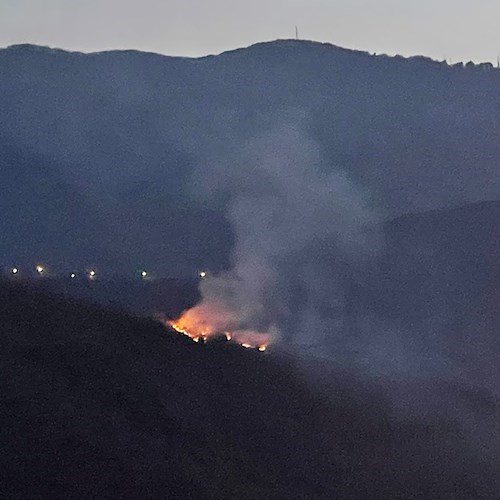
[0,282,499,498]
[2,40,500,274]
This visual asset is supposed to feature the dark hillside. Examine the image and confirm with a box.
[0,282,498,498]
[379,200,500,326]
[327,201,500,384]
[12,276,201,318]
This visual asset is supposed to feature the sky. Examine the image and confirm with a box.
[1,0,500,63]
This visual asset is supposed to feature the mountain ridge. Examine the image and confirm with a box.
[3,39,496,69]
[2,37,500,275]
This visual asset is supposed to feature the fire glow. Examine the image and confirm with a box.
[167,302,270,351]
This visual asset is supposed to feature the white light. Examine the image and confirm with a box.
[11,268,18,275]
[36,265,44,274]
[89,270,96,277]
[70,273,76,279]
[141,271,147,277]
[199,271,207,278]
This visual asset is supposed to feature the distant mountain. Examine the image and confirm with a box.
[2,40,500,274]
[333,200,500,387]
[0,139,127,272]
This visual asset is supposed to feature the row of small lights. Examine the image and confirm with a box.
[8,266,148,280]
[7,266,208,280]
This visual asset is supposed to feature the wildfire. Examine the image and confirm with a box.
[168,320,205,343]
[166,303,270,351]
[167,302,230,339]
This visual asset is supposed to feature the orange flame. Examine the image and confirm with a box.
[168,302,235,337]
[167,302,270,349]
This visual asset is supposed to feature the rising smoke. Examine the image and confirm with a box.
[190,122,382,346]
[187,121,500,485]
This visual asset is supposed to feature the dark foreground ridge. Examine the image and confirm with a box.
[0,281,498,498]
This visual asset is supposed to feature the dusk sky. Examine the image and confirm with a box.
[1,0,499,63]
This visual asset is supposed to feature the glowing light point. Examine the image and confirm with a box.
[241,343,252,349]
[36,265,44,274]
[88,270,96,278]
[199,271,207,278]
[225,332,232,341]
[70,273,76,279]
[258,345,267,352]
[11,268,18,275]
[141,271,148,278]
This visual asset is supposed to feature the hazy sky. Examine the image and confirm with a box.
[1,0,499,63]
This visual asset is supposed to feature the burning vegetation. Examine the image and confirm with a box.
[166,303,270,351]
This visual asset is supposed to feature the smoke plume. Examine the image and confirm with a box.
[190,123,381,345]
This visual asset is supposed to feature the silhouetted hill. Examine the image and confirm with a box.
[6,275,200,318]
[0,282,498,498]
[329,201,500,387]
[2,40,500,274]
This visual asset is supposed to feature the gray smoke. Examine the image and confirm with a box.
[191,120,500,469]
[191,122,382,345]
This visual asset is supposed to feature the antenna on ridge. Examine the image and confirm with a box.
[497,55,499,69]
[295,26,299,40]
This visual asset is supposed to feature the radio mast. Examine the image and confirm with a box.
[295,26,299,40]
